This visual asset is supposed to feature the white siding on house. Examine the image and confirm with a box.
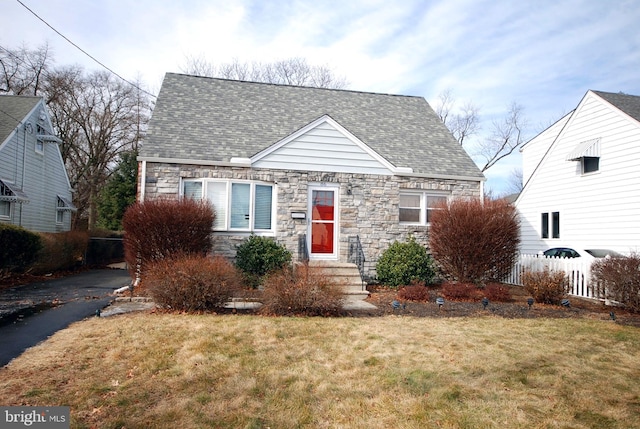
[521,113,571,184]
[516,91,640,254]
[253,120,394,175]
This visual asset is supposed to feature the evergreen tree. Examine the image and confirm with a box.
[96,151,138,230]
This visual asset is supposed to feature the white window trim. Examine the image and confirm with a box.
[399,191,449,226]
[181,178,276,233]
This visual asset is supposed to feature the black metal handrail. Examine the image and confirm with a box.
[348,235,366,289]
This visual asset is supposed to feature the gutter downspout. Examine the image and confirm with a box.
[20,124,30,227]
[139,160,146,202]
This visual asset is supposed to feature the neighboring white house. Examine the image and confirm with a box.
[0,95,76,232]
[515,90,640,255]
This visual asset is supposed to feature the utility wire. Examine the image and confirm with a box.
[15,0,157,99]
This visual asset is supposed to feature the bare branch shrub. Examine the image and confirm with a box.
[591,254,640,312]
[441,282,481,301]
[484,283,512,302]
[522,268,568,305]
[429,198,520,285]
[260,264,344,316]
[146,255,242,312]
[123,198,215,278]
[397,281,431,302]
[31,231,89,274]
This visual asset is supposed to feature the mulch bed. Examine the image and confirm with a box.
[2,271,639,327]
[352,284,640,328]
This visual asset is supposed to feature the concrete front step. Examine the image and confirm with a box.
[306,260,369,301]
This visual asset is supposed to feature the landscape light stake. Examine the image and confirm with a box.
[527,297,534,309]
[561,299,571,308]
[610,311,616,321]
[436,297,444,310]
[482,297,489,309]
[391,300,406,312]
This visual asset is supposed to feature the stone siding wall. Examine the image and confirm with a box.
[140,162,481,280]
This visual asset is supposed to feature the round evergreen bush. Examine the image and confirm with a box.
[235,235,291,287]
[375,236,436,287]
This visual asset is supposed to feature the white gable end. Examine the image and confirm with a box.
[252,116,397,175]
[516,91,640,254]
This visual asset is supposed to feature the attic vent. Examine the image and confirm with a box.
[566,138,600,161]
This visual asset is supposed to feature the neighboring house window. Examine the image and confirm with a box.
[56,197,66,224]
[0,200,10,219]
[56,195,76,224]
[182,179,275,232]
[541,212,560,239]
[552,211,560,239]
[399,192,447,225]
[0,182,13,219]
[582,157,599,174]
[35,125,45,154]
[541,213,549,239]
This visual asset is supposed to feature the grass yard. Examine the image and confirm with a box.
[1,313,639,428]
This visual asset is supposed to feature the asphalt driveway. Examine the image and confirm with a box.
[0,268,131,367]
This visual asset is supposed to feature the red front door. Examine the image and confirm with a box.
[310,189,336,256]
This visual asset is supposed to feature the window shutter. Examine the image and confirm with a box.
[254,185,273,229]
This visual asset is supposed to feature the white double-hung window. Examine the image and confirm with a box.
[399,192,447,225]
[182,179,274,232]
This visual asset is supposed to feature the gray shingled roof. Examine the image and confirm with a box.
[142,73,484,179]
[593,90,640,123]
[0,95,40,145]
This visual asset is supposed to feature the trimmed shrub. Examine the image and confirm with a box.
[260,263,343,316]
[484,283,512,302]
[522,268,568,305]
[146,255,242,311]
[31,231,89,275]
[235,235,292,287]
[429,198,520,285]
[0,224,41,274]
[122,198,215,278]
[441,282,481,301]
[591,254,640,312]
[375,236,436,287]
[397,281,431,302]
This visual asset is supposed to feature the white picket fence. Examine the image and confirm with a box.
[505,254,604,300]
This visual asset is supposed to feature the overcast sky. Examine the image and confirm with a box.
[3,0,639,195]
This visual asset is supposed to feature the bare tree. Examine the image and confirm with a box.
[477,102,527,172]
[506,168,524,195]
[46,70,152,229]
[181,56,348,89]
[434,89,479,146]
[1,43,153,229]
[434,90,527,172]
[0,42,54,95]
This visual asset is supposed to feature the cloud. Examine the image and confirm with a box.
[3,0,639,194]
